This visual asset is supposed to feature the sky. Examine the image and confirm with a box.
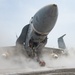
[0,0,75,48]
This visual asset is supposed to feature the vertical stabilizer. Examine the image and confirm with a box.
[58,34,66,49]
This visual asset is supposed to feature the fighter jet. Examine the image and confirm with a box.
[0,4,72,75]
[16,4,58,66]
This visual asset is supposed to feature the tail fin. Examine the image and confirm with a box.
[58,34,66,49]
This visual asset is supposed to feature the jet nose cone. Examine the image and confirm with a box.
[32,4,58,34]
[52,4,57,10]
[52,4,57,7]
[50,4,58,16]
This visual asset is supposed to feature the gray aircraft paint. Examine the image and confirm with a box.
[58,34,66,49]
[32,4,58,35]
[17,4,58,58]
[27,4,58,43]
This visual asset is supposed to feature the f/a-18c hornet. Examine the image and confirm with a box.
[16,4,58,66]
[0,4,72,75]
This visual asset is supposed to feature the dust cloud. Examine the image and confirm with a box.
[0,46,75,71]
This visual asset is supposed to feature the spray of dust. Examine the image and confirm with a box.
[44,48,75,68]
[0,46,75,71]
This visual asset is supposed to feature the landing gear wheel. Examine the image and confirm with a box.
[39,61,46,66]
